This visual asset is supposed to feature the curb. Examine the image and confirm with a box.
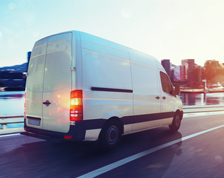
[0,128,24,135]
[183,105,224,109]
[183,105,224,114]
[183,110,224,114]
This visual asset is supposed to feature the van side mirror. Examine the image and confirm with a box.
[173,83,180,95]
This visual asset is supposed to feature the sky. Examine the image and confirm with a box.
[1,0,224,67]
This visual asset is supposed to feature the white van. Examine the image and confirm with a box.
[24,31,183,150]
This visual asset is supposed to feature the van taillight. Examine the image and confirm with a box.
[64,135,72,139]
[70,90,83,121]
[24,92,26,116]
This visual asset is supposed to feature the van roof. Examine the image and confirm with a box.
[35,30,158,62]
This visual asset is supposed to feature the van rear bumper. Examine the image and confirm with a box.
[24,119,86,141]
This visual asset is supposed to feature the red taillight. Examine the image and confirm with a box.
[64,135,72,139]
[70,90,83,121]
[24,92,26,116]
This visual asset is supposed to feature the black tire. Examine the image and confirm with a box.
[169,112,181,132]
[99,119,122,151]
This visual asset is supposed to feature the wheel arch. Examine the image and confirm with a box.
[174,109,183,120]
[98,116,124,150]
[98,116,124,140]
[173,105,183,120]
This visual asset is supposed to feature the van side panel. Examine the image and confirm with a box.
[80,32,133,135]
[129,49,161,131]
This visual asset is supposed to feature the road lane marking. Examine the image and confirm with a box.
[0,133,20,138]
[77,124,224,178]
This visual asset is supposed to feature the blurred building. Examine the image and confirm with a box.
[181,59,195,82]
[161,59,171,77]
[179,66,184,81]
[161,60,184,83]
[161,59,202,84]
[195,64,202,83]
[173,66,181,82]
[170,64,184,83]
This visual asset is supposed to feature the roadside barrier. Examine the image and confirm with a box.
[183,105,224,113]
[0,115,24,130]
[1,105,224,130]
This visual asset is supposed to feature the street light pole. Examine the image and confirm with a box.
[202,79,207,102]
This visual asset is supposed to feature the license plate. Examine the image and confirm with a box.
[28,119,40,126]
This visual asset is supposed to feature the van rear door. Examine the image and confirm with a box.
[26,38,48,129]
[42,33,72,133]
[26,32,72,133]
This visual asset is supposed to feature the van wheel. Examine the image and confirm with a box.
[169,112,181,132]
[99,119,122,151]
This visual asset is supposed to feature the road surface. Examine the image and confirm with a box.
[1,112,224,178]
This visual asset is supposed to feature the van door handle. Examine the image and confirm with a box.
[162,96,166,100]
[43,100,51,105]
[156,96,160,100]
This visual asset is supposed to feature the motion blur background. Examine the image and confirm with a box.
[1,0,224,127]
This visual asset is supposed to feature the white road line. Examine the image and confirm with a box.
[77,124,224,178]
[0,133,20,138]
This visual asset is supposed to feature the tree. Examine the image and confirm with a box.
[203,60,223,85]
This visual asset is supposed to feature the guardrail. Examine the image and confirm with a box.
[183,105,224,113]
[0,115,24,130]
[1,105,224,130]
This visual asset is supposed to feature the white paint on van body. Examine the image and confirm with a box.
[26,32,72,133]
[81,32,133,134]
[129,49,161,130]
[26,30,183,141]
[84,129,101,141]
[26,37,48,129]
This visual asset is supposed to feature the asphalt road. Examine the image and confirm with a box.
[1,113,224,178]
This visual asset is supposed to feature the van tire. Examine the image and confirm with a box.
[169,112,181,132]
[99,119,122,151]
